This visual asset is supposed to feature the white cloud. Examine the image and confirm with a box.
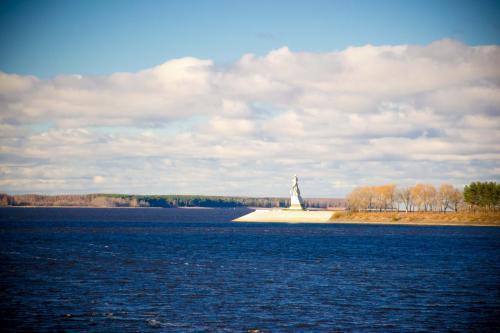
[0,39,499,196]
[92,175,105,184]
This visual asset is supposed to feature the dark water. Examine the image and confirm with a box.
[1,208,499,332]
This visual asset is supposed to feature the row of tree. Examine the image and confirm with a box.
[0,193,345,209]
[1,182,496,211]
[347,182,499,212]
[464,182,500,211]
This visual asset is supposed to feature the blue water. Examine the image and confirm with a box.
[0,208,499,332]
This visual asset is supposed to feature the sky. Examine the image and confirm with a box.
[0,0,499,197]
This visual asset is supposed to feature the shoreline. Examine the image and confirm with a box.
[329,220,499,227]
[1,206,498,227]
[0,205,163,209]
[328,211,500,227]
[234,218,499,227]
[0,205,235,209]
[234,209,500,226]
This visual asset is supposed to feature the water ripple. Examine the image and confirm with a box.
[0,207,499,332]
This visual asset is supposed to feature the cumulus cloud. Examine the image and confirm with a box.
[0,39,499,196]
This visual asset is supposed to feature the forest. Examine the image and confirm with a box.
[0,193,345,209]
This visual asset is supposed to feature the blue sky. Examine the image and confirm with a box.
[0,1,499,196]
[1,0,499,77]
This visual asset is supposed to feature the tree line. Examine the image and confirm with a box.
[0,193,345,209]
[347,182,499,212]
[464,182,500,211]
[1,182,496,211]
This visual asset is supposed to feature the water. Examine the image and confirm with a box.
[1,207,499,332]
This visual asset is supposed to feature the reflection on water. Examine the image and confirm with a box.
[0,207,499,331]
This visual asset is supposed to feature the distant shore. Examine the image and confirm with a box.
[0,193,345,210]
[329,211,500,227]
[1,206,498,227]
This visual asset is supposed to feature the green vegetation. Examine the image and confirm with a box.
[464,181,500,210]
[102,194,287,208]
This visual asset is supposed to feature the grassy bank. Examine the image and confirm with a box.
[330,211,500,226]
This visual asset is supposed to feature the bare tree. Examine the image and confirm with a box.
[411,184,437,211]
[397,187,413,212]
[438,184,453,212]
[347,187,370,211]
[449,188,463,212]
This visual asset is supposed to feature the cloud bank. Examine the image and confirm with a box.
[1,39,499,196]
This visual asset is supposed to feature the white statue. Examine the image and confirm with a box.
[289,174,304,210]
[291,175,300,196]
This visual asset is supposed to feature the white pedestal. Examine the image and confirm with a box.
[290,195,304,210]
[233,209,335,223]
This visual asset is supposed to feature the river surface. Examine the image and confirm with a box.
[0,207,499,332]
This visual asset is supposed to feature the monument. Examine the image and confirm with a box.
[233,175,335,223]
[289,175,305,210]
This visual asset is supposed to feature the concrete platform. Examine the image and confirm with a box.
[233,209,335,223]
